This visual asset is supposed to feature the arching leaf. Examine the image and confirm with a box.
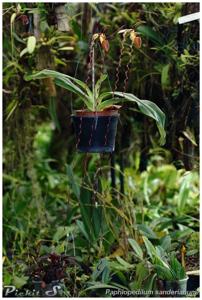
[136,25,164,45]
[128,238,143,260]
[113,92,166,145]
[95,74,108,102]
[24,69,93,106]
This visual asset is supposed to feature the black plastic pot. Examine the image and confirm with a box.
[72,110,119,153]
[157,277,188,298]
[187,274,199,293]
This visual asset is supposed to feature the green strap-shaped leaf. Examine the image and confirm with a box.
[116,256,135,269]
[25,69,87,94]
[128,238,143,260]
[113,92,166,145]
[49,96,60,131]
[92,258,108,281]
[97,91,112,102]
[65,73,94,102]
[97,98,123,110]
[142,236,157,260]
[95,74,108,103]
[24,69,95,109]
[154,264,173,281]
[136,25,164,45]
[54,78,93,110]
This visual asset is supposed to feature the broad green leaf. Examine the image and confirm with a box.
[177,173,192,212]
[54,77,91,108]
[144,273,157,291]
[170,253,186,280]
[53,226,74,242]
[137,224,157,239]
[13,275,29,289]
[24,69,86,97]
[97,91,112,102]
[40,20,49,32]
[128,238,143,260]
[137,25,164,45]
[27,36,36,54]
[159,235,171,251]
[116,256,134,269]
[92,258,108,281]
[142,236,156,260]
[156,246,166,259]
[95,74,107,103]
[39,245,52,255]
[25,69,90,97]
[49,96,60,130]
[102,266,110,283]
[78,185,96,243]
[170,228,193,239]
[113,92,166,145]
[70,19,82,39]
[154,253,171,270]
[109,261,131,272]
[97,98,123,111]
[3,272,12,285]
[153,165,178,189]
[24,69,94,110]
[66,165,80,200]
[76,220,90,241]
[154,264,173,280]
[161,64,170,88]
[55,242,65,254]
[65,74,93,101]
[133,262,148,289]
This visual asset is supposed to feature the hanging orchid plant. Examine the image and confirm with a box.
[24,28,166,147]
[25,69,166,145]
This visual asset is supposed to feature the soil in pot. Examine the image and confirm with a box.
[72,109,119,153]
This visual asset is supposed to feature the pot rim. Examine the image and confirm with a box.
[72,109,120,117]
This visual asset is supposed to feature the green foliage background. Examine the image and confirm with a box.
[3,2,199,297]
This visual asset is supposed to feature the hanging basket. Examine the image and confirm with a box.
[72,109,119,153]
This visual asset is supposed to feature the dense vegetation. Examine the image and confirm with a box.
[3,2,199,297]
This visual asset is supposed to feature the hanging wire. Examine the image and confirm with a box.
[85,37,95,86]
[113,32,127,97]
[98,43,113,95]
[75,37,95,151]
[123,41,134,93]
